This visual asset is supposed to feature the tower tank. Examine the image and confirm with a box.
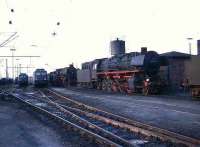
[110,38,125,56]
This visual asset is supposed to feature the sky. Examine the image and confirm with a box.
[0,0,200,77]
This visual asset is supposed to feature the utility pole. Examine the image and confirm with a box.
[19,64,21,74]
[27,65,28,74]
[16,59,19,77]
[10,48,16,79]
[6,59,8,78]
[187,38,193,55]
[16,64,18,77]
[0,32,18,79]
[0,55,40,78]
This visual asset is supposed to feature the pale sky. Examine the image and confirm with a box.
[0,0,200,77]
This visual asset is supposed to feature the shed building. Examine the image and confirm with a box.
[161,51,200,91]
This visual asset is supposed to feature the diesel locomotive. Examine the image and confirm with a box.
[33,69,48,87]
[18,73,28,86]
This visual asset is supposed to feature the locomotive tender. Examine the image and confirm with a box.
[77,39,163,94]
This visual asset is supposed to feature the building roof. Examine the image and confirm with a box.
[161,51,191,59]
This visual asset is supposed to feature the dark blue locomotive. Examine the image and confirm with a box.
[18,73,28,86]
[33,69,48,87]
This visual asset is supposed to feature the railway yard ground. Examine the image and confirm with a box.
[52,87,200,140]
[0,95,98,147]
[0,85,200,147]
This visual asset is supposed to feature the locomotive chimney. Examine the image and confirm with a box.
[197,40,200,55]
[141,47,147,54]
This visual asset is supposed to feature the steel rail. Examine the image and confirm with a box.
[46,88,200,147]
[38,90,136,147]
[11,93,121,147]
[41,91,149,145]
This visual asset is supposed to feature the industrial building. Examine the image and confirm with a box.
[161,40,200,92]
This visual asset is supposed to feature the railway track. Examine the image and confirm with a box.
[10,88,200,147]
[12,90,148,147]
[44,88,200,147]
[12,90,120,147]
[39,91,150,146]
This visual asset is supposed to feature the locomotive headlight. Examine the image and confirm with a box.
[146,78,150,82]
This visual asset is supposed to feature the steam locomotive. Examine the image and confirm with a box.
[49,39,165,95]
[48,64,77,87]
[77,39,164,94]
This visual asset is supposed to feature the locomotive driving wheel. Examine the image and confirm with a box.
[102,79,113,92]
[106,79,113,92]
[111,82,118,92]
[96,82,102,90]
[102,80,107,91]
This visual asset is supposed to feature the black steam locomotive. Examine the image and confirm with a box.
[49,39,166,95]
[77,39,164,95]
